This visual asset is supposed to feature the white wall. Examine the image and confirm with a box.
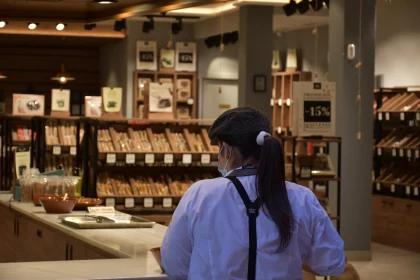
[375,0,420,87]
[273,25,329,80]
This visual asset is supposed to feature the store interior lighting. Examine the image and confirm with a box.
[51,64,75,84]
[142,17,154,33]
[91,0,118,4]
[0,72,6,79]
[171,18,183,35]
[56,23,66,31]
[0,21,8,28]
[28,22,39,30]
[114,19,126,32]
[84,23,97,30]
[297,0,310,14]
[283,0,297,17]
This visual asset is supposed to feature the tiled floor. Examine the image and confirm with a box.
[351,243,420,280]
[315,243,420,280]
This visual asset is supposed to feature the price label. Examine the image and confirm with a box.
[201,154,211,164]
[399,149,404,157]
[377,147,382,156]
[70,146,77,156]
[106,153,116,164]
[406,186,411,196]
[277,126,282,134]
[53,146,61,155]
[376,182,381,191]
[182,154,192,164]
[391,184,395,193]
[378,112,383,121]
[125,198,135,208]
[278,99,283,106]
[187,98,194,105]
[105,198,115,207]
[400,112,405,121]
[385,112,390,120]
[270,99,274,106]
[145,153,155,164]
[415,150,419,159]
[407,149,412,158]
[88,206,115,214]
[392,149,396,157]
[417,112,420,121]
[126,154,135,164]
[414,187,419,196]
[163,198,173,208]
[144,198,154,208]
[164,154,174,164]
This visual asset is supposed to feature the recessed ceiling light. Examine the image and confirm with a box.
[56,23,66,31]
[92,0,118,4]
[0,21,8,28]
[28,23,38,30]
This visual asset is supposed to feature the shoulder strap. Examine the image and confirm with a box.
[226,176,260,280]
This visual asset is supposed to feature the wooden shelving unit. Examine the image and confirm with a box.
[132,70,197,120]
[271,71,312,137]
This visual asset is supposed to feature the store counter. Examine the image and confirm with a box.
[0,193,169,280]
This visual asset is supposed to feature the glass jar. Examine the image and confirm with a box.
[32,176,48,206]
[20,178,33,202]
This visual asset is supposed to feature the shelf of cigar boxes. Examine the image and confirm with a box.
[375,91,420,121]
[96,168,218,211]
[373,163,420,200]
[44,120,84,156]
[11,125,33,145]
[95,123,219,166]
[375,127,420,160]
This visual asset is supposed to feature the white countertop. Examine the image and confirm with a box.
[0,193,169,280]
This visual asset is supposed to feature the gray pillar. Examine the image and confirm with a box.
[328,0,375,259]
[238,5,273,116]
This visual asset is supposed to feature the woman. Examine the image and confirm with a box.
[161,106,345,280]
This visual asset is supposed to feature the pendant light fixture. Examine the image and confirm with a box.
[51,64,75,84]
[0,72,6,79]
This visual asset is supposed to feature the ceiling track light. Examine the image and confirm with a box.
[56,23,67,31]
[171,17,183,35]
[0,21,8,28]
[91,0,118,4]
[283,0,297,17]
[310,0,323,11]
[297,0,310,14]
[84,23,97,31]
[28,22,39,30]
[323,0,330,8]
[114,19,126,32]
[142,16,154,33]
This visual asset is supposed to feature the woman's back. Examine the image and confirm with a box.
[161,175,345,280]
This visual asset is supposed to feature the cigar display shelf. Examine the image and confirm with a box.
[374,88,420,200]
[132,70,197,120]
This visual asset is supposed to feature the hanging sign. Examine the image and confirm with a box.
[84,96,102,117]
[13,94,45,116]
[175,42,196,72]
[136,41,157,71]
[51,89,70,116]
[292,82,336,136]
[149,83,173,113]
[102,87,122,113]
[272,50,281,71]
[160,48,175,70]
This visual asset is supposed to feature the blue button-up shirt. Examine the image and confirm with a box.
[161,175,345,280]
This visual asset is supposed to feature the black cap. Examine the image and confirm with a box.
[208,106,271,145]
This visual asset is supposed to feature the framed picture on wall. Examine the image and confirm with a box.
[253,75,266,92]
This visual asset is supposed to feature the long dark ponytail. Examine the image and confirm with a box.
[218,133,294,251]
[257,135,293,251]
